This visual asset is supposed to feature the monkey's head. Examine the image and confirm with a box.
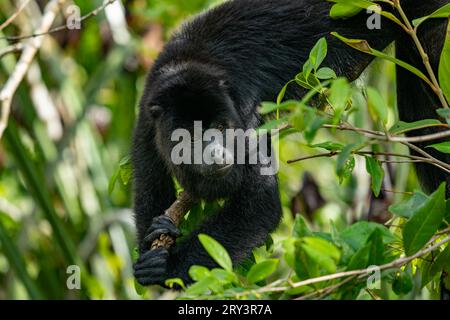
[142,62,246,199]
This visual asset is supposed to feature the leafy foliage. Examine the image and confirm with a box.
[0,0,449,300]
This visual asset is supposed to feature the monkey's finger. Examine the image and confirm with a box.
[148,217,180,235]
[134,255,167,270]
[136,248,169,264]
[143,228,177,246]
[134,268,167,278]
[134,269,167,286]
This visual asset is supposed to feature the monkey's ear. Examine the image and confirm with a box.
[148,105,163,119]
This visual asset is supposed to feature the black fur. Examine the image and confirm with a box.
[132,0,450,288]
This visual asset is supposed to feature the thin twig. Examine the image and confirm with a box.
[389,130,450,142]
[393,0,449,109]
[311,123,450,173]
[287,149,450,174]
[225,233,450,298]
[0,0,64,139]
[401,141,450,171]
[0,42,24,59]
[0,0,31,32]
[291,234,450,288]
[0,0,117,42]
[295,275,357,300]
[324,123,450,143]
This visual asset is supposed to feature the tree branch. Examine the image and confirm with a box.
[223,232,450,299]
[0,0,65,140]
[393,0,449,109]
[0,0,31,32]
[150,191,195,250]
[0,0,117,42]
[0,42,25,59]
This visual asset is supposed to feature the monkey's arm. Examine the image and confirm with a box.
[166,171,282,283]
[132,116,177,253]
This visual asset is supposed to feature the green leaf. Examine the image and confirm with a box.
[265,235,274,253]
[198,234,233,272]
[389,192,429,218]
[303,59,314,80]
[304,114,327,144]
[367,87,388,125]
[185,276,219,295]
[247,259,279,284]
[303,237,341,262]
[365,156,384,197]
[430,244,450,275]
[277,80,294,105]
[439,20,450,104]
[346,244,371,270]
[300,237,341,273]
[311,141,344,151]
[119,156,133,186]
[295,72,321,90]
[331,32,434,87]
[340,221,396,251]
[134,278,146,296]
[437,108,450,126]
[259,100,300,115]
[403,183,447,256]
[164,278,186,290]
[427,142,450,154]
[258,116,289,131]
[413,3,450,28]
[336,144,356,183]
[366,228,385,266]
[316,67,337,80]
[392,270,414,295]
[328,0,376,19]
[309,37,328,70]
[235,254,256,277]
[189,265,211,282]
[109,155,132,193]
[389,119,444,135]
[108,170,119,195]
[422,244,450,287]
[294,243,320,281]
[293,214,313,238]
[211,268,237,285]
[329,78,351,114]
[179,203,204,234]
[330,3,363,19]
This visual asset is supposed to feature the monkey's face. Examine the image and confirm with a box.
[146,80,245,199]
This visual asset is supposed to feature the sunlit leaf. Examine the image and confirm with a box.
[367,87,388,125]
[247,259,279,284]
[309,37,328,70]
[365,156,384,197]
[198,234,233,272]
[413,3,450,28]
[331,32,433,87]
[427,142,450,154]
[403,183,447,256]
[389,119,445,135]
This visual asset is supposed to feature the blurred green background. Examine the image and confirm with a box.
[0,0,421,299]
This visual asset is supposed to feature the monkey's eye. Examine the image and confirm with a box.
[217,124,225,132]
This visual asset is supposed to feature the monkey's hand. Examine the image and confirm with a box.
[143,215,181,249]
[134,215,181,286]
[134,248,169,286]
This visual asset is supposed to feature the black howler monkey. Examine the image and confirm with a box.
[132,0,450,287]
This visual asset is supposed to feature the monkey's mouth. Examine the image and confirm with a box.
[202,163,233,178]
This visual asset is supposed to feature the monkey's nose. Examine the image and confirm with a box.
[203,142,233,166]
